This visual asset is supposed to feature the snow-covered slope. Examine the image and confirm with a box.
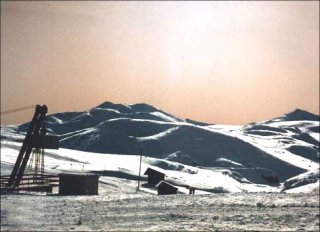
[282,168,319,192]
[0,140,279,193]
[1,102,319,189]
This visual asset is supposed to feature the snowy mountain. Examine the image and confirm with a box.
[1,102,319,191]
[282,168,319,192]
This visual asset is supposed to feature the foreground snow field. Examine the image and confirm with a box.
[1,192,319,231]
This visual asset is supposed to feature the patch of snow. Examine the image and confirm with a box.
[135,127,179,141]
[284,181,319,193]
[60,127,97,141]
[95,107,121,114]
[203,124,318,171]
[49,116,64,124]
[149,112,178,122]
[216,158,244,167]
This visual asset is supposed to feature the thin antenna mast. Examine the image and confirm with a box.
[137,148,143,191]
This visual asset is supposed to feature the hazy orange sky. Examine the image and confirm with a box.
[1,1,319,125]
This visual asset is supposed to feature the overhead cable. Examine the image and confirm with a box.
[0,105,36,115]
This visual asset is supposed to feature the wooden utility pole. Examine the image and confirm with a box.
[137,148,143,191]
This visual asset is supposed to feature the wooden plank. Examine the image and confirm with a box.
[31,135,59,149]
[16,185,53,192]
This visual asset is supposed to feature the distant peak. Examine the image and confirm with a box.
[283,108,319,121]
[291,108,310,114]
[129,103,158,112]
[94,101,160,113]
[95,101,132,113]
[96,101,115,108]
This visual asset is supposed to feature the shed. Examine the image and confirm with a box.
[59,173,100,195]
[156,181,178,195]
[144,168,165,186]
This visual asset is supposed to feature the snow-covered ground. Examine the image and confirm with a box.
[1,192,319,231]
[0,140,281,194]
[1,138,319,196]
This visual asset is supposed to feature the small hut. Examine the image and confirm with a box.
[59,173,100,195]
[156,181,178,195]
[144,168,165,186]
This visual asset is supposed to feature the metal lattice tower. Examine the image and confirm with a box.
[27,148,45,183]
[4,105,59,191]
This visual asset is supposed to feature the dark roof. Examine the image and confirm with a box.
[155,181,178,190]
[144,168,165,176]
[59,173,100,177]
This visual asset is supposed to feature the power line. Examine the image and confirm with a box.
[0,105,37,115]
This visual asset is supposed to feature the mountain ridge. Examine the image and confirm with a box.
[280,108,319,122]
[1,102,319,186]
